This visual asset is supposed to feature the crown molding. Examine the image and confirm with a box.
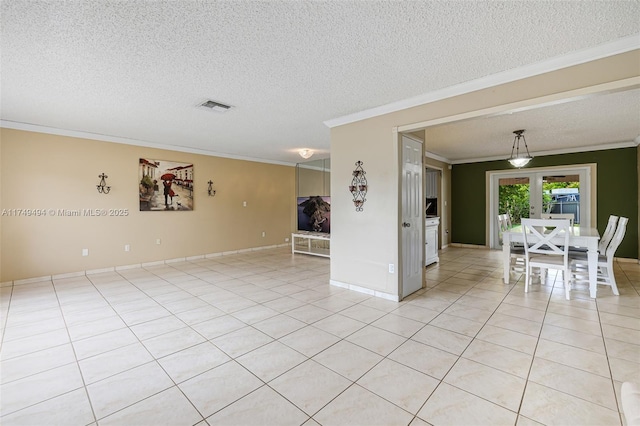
[324,34,640,129]
[451,140,639,165]
[424,151,451,163]
[0,120,297,167]
[296,162,331,172]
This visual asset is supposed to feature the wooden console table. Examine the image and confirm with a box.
[291,232,330,258]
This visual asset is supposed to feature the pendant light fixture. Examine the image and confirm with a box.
[508,129,533,168]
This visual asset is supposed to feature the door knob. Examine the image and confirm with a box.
[402,222,411,228]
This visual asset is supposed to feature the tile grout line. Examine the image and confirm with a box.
[411,261,528,424]
[1,247,637,425]
[85,268,211,424]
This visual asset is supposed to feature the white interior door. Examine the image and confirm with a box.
[401,135,423,298]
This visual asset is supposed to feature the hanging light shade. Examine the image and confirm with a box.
[508,129,533,167]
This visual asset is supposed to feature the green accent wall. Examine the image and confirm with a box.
[452,147,638,259]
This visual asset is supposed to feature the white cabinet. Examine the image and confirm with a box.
[425,170,439,198]
[425,217,440,266]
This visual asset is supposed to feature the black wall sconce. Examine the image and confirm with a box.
[207,180,216,196]
[96,173,111,194]
[349,161,367,211]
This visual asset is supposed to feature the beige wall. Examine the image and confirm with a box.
[0,128,296,281]
[330,124,400,296]
[330,50,640,299]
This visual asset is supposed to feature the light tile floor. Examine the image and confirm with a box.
[1,246,639,425]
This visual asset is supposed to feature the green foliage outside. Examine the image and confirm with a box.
[499,184,530,224]
[499,181,579,225]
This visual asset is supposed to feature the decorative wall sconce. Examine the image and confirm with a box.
[349,161,367,212]
[96,173,111,194]
[207,180,217,196]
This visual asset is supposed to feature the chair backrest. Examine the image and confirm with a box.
[521,218,571,258]
[497,214,507,244]
[605,216,628,258]
[540,213,575,226]
[599,215,619,253]
[504,213,514,229]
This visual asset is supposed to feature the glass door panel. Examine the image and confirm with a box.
[490,166,590,249]
[541,174,581,224]
[498,176,531,225]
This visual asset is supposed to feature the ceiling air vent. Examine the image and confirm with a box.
[198,100,233,113]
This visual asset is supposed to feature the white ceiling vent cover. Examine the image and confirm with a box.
[198,100,233,113]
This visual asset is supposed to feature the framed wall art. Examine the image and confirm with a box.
[139,158,194,211]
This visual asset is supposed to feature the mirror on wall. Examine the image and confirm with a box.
[296,158,331,234]
[296,158,331,197]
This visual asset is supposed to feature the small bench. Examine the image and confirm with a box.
[291,232,330,258]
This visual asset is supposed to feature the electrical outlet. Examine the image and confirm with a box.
[82,248,89,257]
[388,264,395,273]
[261,231,266,237]
[124,244,130,252]
[156,239,161,245]
[243,201,247,207]
[285,237,289,242]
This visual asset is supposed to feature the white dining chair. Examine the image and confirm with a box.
[566,214,618,255]
[598,215,619,253]
[522,218,572,299]
[498,213,526,272]
[540,213,575,226]
[503,213,514,229]
[571,216,628,296]
[542,213,582,254]
[504,213,528,250]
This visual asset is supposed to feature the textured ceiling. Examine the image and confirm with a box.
[425,88,640,163]
[1,1,639,164]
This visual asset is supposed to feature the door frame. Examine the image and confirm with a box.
[425,164,445,248]
[487,164,596,249]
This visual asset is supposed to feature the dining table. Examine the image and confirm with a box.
[502,225,601,298]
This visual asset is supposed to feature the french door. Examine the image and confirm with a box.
[489,166,591,249]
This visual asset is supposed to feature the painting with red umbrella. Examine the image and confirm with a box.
[139,158,194,211]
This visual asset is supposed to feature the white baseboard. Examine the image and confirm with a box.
[330,280,400,302]
[4,243,293,285]
[449,243,490,249]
